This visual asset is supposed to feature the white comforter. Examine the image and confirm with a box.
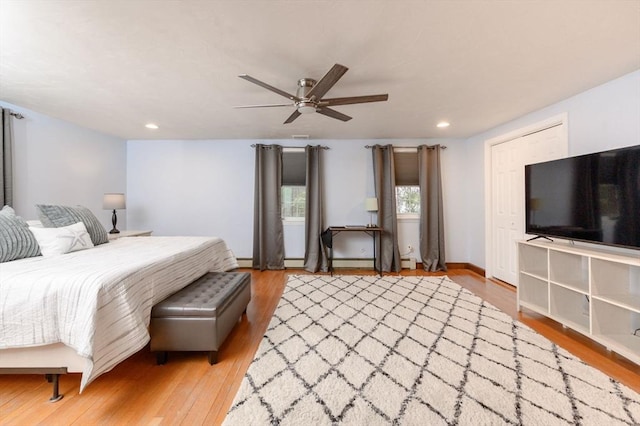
[0,236,238,391]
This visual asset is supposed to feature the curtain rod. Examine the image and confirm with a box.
[364,145,447,150]
[251,144,329,149]
[9,112,24,119]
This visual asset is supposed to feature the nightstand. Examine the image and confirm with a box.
[108,230,153,240]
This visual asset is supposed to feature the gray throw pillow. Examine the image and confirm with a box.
[0,205,42,262]
[36,204,109,246]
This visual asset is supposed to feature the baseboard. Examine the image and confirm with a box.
[446,262,486,277]
[236,258,484,275]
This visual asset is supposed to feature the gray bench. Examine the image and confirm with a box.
[150,272,251,365]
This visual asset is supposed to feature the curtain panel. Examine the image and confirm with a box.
[303,145,328,272]
[252,144,285,270]
[372,144,401,272]
[1,108,14,207]
[418,144,447,271]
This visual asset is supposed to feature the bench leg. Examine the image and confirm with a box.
[208,351,218,365]
[156,351,168,365]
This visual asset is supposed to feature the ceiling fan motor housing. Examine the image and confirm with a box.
[296,78,318,113]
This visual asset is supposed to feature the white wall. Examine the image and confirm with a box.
[463,70,640,268]
[126,138,461,260]
[0,101,127,228]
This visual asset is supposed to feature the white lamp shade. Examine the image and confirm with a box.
[103,193,126,210]
[365,197,378,212]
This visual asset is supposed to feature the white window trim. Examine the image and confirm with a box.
[282,217,305,223]
[397,214,419,221]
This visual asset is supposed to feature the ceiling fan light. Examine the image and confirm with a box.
[298,104,317,114]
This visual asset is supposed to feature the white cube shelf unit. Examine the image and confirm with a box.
[518,240,640,365]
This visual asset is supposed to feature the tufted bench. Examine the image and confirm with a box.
[149,272,251,365]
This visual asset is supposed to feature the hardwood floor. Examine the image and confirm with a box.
[1,268,638,425]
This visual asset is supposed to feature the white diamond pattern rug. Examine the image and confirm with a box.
[223,275,640,425]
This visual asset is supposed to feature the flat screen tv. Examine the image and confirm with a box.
[525,144,640,250]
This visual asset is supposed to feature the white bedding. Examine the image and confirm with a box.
[0,236,238,391]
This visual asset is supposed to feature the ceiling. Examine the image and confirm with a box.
[1,1,639,140]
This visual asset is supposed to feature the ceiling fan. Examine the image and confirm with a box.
[236,63,389,124]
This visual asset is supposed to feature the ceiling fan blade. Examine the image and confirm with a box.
[320,94,389,106]
[316,107,352,122]
[234,103,294,109]
[284,110,302,124]
[305,64,349,100]
[238,74,300,101]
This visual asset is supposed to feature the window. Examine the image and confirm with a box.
[394,149,420,215]
[282,149,306,220]
[396,186,420,214]
[281,186,306,219]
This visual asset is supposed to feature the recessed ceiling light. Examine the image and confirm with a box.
[436,121,450,128]
[145,123,159,129]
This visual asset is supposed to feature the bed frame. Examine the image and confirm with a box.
[0,344,87,401]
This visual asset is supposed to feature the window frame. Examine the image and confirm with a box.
[393,148,421,218]
[281,147,307,222]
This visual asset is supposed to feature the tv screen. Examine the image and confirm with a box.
[525,145,640,250]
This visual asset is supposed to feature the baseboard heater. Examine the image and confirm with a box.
[236,258,418,270]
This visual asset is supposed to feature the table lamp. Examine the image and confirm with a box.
[103,193,126,234]
[365,197,378,228]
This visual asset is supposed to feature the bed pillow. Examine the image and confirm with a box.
[0,205,42,262]
[29,221,94,256]
[36,204,109,246]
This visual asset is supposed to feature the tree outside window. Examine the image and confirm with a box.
[396,185,420,214]
[282,186,306,219]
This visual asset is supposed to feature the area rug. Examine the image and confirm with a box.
[223,275,640,425]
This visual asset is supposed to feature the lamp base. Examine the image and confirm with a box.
[109,209,120,234]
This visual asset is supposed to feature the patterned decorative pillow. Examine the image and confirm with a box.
[29,221,94,256]
[36,204,109,246]
[0,205,42,262]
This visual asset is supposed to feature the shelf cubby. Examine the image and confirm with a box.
[592,299,640,360]
[549,285,590,334]
[591,258,640,311]
[518,272,548,313]
[518,244,548,278]
[549,250,589,292]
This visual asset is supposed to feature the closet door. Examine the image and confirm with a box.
[490,124,566,285]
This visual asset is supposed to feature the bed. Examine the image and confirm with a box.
[0,235,239,394]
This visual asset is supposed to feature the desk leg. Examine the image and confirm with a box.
[377,231,382,277]
[371,231,382,276]
[330,243,334,276]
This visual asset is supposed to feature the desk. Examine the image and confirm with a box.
[323,226,383,276]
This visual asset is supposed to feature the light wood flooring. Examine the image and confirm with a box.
[1,268,639,425]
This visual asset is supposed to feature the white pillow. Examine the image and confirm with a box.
[29,221,94,256]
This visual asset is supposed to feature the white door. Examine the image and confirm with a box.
[490,124,567,285]
[491,140,522,284]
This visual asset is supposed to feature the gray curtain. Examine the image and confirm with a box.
[418,144,447,271]
[252,144,285,270]
[303,145,328,272]
[372,144,401,272]
[1,108,14,207]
